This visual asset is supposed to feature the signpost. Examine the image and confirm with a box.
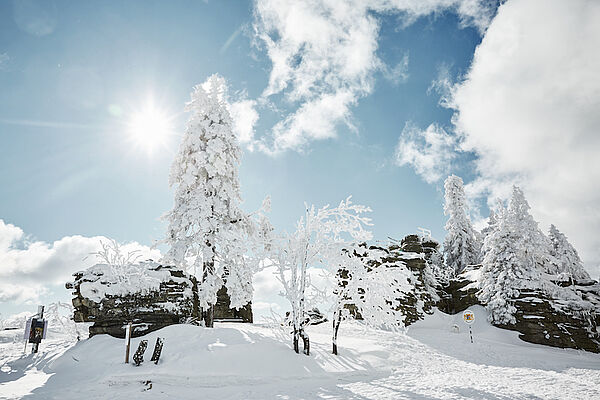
[463,309,475,343]
[24,306,47,354]
[124,323,133,363]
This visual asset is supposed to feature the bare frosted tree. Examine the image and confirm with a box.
[267,197,372,355]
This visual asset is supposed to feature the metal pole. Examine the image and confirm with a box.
[469,326,473,344]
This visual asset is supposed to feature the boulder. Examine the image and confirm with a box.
[67,262,253,338]
[364,234,442,326]
[67,262,199,338]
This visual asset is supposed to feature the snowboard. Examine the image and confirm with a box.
[150,337,164,364]
[133,340,148,366]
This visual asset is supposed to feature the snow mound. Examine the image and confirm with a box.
[20,324,335,399]
[1,311,599,399]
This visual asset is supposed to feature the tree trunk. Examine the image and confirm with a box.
[299,329,310,355]
[332,310,341,355]
[293,328,300,354]
[202,255,215,328]
[204,305,214,328]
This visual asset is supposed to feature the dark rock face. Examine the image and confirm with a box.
[365,235,442,327]
[67,264,200,338]
[67,263,253,338]
[437,270,600,353]
[437,267,481,315]
[214,286,253,323]
[506,283,600,353]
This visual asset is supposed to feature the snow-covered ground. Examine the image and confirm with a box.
[1,306,599,399]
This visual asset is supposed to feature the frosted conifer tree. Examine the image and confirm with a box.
[548,224,590,284]
[162,74,247,328]
[481,210,497,239]
[479,201,506,261]
[478,186,544,324]
[443,175,480,276]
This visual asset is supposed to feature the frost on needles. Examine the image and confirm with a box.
[161,74,257,327]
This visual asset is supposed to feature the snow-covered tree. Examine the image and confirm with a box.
[480,209,497,240]
[478,186,544,324]
[90,239,142,286]
[548,224,590,284]
[330,246,406,355]
[479,201,506,261]
[443,175,480,275]
[162,74,248,327]
[267,197,372,355]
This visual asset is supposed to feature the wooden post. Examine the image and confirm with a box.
[124,323,132,363]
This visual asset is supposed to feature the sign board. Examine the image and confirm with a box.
[463,309,475,325]
[27,318,46,344]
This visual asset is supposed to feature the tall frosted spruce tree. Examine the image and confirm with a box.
[443,175,480,276]
[163,74,248,328]
[548,224,590,284]
[479,186,545,324]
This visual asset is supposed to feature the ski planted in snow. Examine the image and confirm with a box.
[150,337,164,364]
[133,340,148,366]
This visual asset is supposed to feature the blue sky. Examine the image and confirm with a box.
[2,0,599,317]
[0,0,481,243]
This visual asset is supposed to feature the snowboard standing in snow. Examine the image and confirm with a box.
[133,340,148,366]
[150,338,164,364]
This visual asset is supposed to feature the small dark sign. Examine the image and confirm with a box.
[28,318,46,344]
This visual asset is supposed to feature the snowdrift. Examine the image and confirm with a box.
[1,307,599,399]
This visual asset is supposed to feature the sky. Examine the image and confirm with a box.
[1,0,599,319]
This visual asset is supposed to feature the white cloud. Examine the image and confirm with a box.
[0,219,161,303]
[395,123,458,183]
[252,265,334,322]
[230,98,259,145]
[250,0,496,153]
[382,52,410,85]
[436,0,600,274]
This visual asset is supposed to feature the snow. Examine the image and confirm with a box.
[73,262,190,303]
[2,305,599,399]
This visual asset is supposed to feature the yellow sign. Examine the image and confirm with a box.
[463,309,475,325]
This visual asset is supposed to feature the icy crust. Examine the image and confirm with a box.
[73,262,194,303]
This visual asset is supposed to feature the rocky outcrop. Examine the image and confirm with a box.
[67,262,253,338]
[506,282,600,352]
[214,286,253,323]
[365,235,442,326]
[67,263,200,338]
[437,266,481,315]
[438,269,600,353]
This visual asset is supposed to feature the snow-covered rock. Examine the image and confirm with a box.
[66,262,200,338]
[438,268,600,353]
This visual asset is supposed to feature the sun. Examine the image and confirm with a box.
[128,103,173,154]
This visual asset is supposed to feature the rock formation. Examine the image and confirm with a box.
[66,262,252,338]
[438,267,600,353]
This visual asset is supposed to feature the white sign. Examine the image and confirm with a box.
[24,318,32,340]
[463,309,475,325]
